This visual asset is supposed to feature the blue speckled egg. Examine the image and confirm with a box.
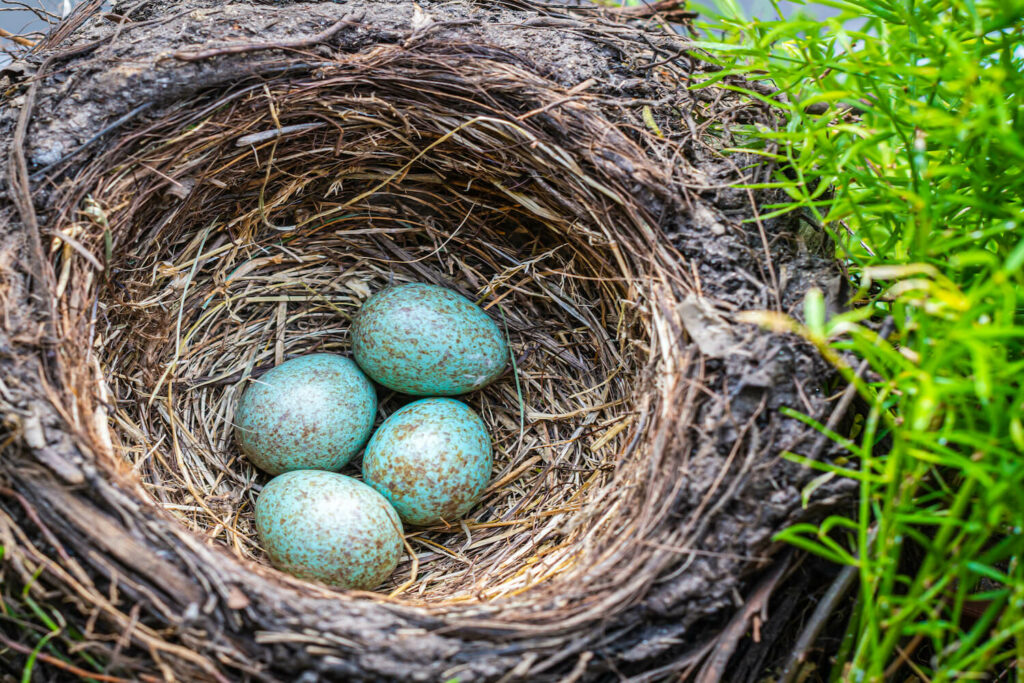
[234,353,376,475]
[352,283,508,396]
[362,398,492,526]
[255,470,404,589]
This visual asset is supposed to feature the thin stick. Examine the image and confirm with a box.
[388,534,420,598]
[173,13,363,61]
[695,550,793,683]
[777,563,859,683]
[6,54,56,324]
[501,304,526,453]
[0,27,35,47]
[0,486,73,565]
[0,632,133,683]
[808,316,895,461]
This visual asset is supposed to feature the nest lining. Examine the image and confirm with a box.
[53,53,681,605]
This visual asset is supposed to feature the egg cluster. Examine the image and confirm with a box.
[234,283,508,590]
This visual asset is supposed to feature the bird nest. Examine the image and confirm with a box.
[0,0,848,680]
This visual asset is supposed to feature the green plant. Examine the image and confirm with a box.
[690,0,1024,679]
[0,560,113,682]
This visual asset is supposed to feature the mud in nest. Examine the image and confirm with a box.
[0,1,850,679]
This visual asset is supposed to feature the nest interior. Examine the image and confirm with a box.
[0,1,850,679]
[78,64,663,603]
